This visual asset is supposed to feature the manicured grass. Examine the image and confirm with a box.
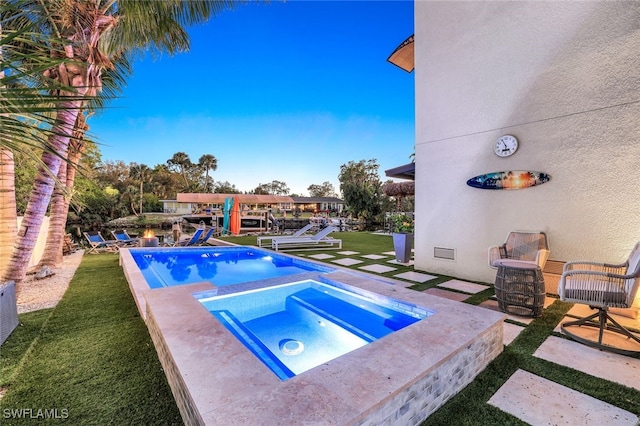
[0,255,181,425]
[2,233,639,424]
[0,309,52,389]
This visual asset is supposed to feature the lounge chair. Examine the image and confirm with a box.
[257,223,314,247]
[271,226,342,251]
[111,229,139,246]
[197,227,217,246]
[558,242,640,356]
[83,231,120,254]
[488,231,550,269]
[175,228,205,247]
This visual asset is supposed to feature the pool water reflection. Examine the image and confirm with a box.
[129,246,334,289]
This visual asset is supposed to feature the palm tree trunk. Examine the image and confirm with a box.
[0,149,18,279]
[39,114,87,266]
[39,153,68,266]
[0,35,17,279]
[3,102,81,284]
[139,180,144,215]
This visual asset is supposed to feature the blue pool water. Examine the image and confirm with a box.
[130,246,334,289]
[196,279,432,380]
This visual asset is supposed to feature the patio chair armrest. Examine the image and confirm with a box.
[563,261,626,274]
[488,245,503,268]
[535,249,550,269]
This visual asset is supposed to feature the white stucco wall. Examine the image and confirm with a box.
[414,1,640,283]
[17,216,50,268]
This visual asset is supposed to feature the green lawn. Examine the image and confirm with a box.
[1,232,638,424]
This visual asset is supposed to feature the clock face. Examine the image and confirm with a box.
[494,135,518,157]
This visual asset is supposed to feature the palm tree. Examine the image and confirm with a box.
[0,2,82,277]
[3,0,236,284]
[198,154,218,192]
[167,151,193,190]
[129,163,151,215]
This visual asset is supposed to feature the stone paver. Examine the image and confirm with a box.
[438,279,489,294]
[393,271,436,283]
[562,304,640,331]
[358,264,396,274]
[488,369,639,426]
[503,322,525,346]
[534,336,640,391]
[423,287,469,302]
[361,254,388,260]
[307,253,335,260]
[337,251,359,255]
[478,299,535,325]
[387,259,414,266]
[331,258,363,266]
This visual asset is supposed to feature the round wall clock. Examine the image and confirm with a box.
[494,135,519,157]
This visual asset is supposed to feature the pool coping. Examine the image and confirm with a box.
[121,246,506,425]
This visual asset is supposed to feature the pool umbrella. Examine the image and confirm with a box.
[222,197,231,235]
[230,195,241,235]
[387,34,414,73]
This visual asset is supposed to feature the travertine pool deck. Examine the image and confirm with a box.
[120,248,505,425]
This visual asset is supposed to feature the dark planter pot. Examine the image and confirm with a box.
[392,232,414,263]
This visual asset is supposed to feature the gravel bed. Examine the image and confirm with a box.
[15,250,85,314]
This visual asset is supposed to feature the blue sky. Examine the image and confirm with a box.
[90,0,415,196]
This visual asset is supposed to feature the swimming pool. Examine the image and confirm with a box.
[196,278,432,380]
[129,246,334,289]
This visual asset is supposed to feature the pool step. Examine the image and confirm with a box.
[211,310,295,380]
[287,288,418,341]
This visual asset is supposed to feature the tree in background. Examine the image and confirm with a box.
[307,181,337,198]
[129,162,151,215]
[214,181,240,194]
[338,159,383,229]
[253,180,290,195]
[167,151,193,190]
[198,154,217,192]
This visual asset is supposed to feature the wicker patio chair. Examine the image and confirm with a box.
[558,242,640,356]
[488,231,550,269]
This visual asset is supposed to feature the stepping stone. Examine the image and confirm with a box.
[307,253,335,260]
[387,259,414,266]
[503,322,525,346]
[361,254,388,260]
[331,258,363,266]
[423,287,469,302]
[337,251,359,255]
[382,251,396,256]
[438,279,489,294]
[478,299,534,324]
[393,271,436,282]
[488,369,639,426]
[534,336,640,391]
[543,296,556,309]
[358,264,396,274]
[563,304,640,331]
[554,314,640,354]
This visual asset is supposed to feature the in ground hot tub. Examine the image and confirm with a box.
[196,279,432,380]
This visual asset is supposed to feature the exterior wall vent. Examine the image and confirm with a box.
[434,247,456,261]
